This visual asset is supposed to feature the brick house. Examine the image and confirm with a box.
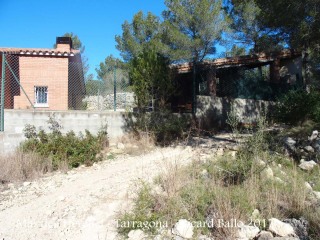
[0,37,85,110]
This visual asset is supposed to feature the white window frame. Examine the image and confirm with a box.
[34,86,49,107]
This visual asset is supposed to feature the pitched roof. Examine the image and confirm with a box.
[172,49,302,73]
[0,47,80,57]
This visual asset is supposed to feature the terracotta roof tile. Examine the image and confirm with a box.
[0,47,80,56]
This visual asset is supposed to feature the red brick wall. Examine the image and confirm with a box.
[56,44,71,52]
[14,56,69,110]
[0,54,21,109]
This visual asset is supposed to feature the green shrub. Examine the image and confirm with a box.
[21,119,108,169]
[148,111,190,145]
[274,89,320,125]
[117,182,162,236]
[124,110,190,146]
[125,48,190,145]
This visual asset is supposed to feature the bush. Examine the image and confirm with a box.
[21,118,108,169]
[124,110,190,146]
[149,111,190,145]
[274,89,320,125]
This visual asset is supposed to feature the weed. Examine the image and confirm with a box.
[117,114,320,239]
[117,133,154,156]
[0,151,52,183]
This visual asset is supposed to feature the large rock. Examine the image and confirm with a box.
[254,158,267,168]
[313,191,320,200]
[299,160,317,171]
[283,218,309,240]
[257,231,273,240]
[304,146,314,153]
[128,229,147,240]
[172,219,194,239]
[304,182,313,191]
[284,137,296,151]
[268,218,296,237]
[312,142,320,153]
[308,130,318,142]
[237,224,260,239]
[260,167,274,180]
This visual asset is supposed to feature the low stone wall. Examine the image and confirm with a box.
[84,92,135,111]
[196,95,274,129]
[1,110,128,154]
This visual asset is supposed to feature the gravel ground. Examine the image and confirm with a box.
[0,134,236,240]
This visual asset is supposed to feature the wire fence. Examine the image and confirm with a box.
[196,65,298,101]
[84,68,134,111]
[0,51,302,131]
[0,52,134,131]
[0,52,134,112]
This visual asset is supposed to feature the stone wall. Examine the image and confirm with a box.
[196,95,274,129]
[84,92,135,111]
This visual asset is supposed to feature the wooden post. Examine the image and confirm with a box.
[206,69,217,96]
[270,58,280,83]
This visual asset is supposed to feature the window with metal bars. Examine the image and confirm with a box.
[34,86,48,106]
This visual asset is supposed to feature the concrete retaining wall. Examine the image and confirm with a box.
[1,110,127,154]
[1,97,274,153]
[196,95,274,129]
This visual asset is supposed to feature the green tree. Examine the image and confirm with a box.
[227,44,246,57]
[255,0,320,49]
[85,80,106,96]
[115,11,167,62]
[162,0,228,62]
[254,0,320,86]
[95,55,130,94]
[96,55,127,80]
[226,0,284,53]
[130,49,173,111]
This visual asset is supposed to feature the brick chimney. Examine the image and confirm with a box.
[56,37,72,52]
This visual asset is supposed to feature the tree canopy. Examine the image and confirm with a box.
[254,0,320,50]
[115,1,228,63]
[115,11,167,62]
[162,0,228,62]
[225,0,284,53]
[96,55,127,81]
[252,0,320,85]
[130,49,173,110]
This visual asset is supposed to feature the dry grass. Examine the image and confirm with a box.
[117,133,320,239]
[0,151,52,184]
[117,133,155,155]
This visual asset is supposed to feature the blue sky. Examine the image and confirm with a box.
[0,0,166,77]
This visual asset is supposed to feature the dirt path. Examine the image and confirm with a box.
[0,135,235,240]
[0,146,198,240]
